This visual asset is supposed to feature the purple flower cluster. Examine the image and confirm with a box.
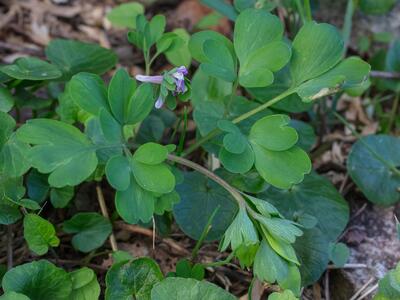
[135,66,188,109]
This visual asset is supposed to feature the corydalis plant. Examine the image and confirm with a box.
[136,66,191,108]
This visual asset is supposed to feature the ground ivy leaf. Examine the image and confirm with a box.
[106,155,131,191]
[174,172,238,241]
[115,176,156,224]
[2,260,72,300]
[347,134,400,205]
[290,21,344,85]
[45,39,117,80]
[16,119,98,188]
[249,115,298,151]
[133,143,169,165]
[0,57,62,81]
[63,212,112,253]
[105,257,163,300]
[108,68,137,124]
[252,144,311,189]
[23,214,60,256]
[151,277,236,300]
[70,267,101,300]
[68,72,109,116]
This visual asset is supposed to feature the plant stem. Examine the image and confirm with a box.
[294,0,306,24]
[191,206,220,261]
[387,93,399,133]
[167,154,246,206]
[333,111,400,177]
[182,88,296,156]
[203,251,235,267]
[95,185,118,252]
[304,0,312,21]
[343,0,357,50]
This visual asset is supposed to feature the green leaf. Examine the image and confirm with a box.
[17,119,98,188]
[105,257,163,300]
[268,290,298,300]
[0,134,31,178]
[290,22,344,85]
[201,39,237,82]
[189,31,235,65]
[154,191,180,215]
[70,267,100,300]
[290,120,316,152]
[10,198,40,211]
[174,172,238,241]
[263,230,299,265]
[126,83,155,125]
[0,86,14,112]
[112,250,134,264]
[347,135,400,205]
[279,265,301,296]
[254,239,288,283]
[329,242,350,268]
[131,159,175,194]
[384,40,400,92]
[2,260,72,300]
[260,172,349,243]
[0,291,30,300]
[360,0,396,15]
[221,206,258,251]
[133,143,169,165]
[107,2,145,29]
[234,9,283,64]
[151,277,236,300]
[0,112,15,148]
[249,115,298,151]
[219,143,254,174]
[200,0,237,21]
[234,9,289,88]
[50,186,74,208]
[108,68,137,124]
[26,170,49,203]
[106,155,131,191]
[116,176,156,224]
[45,39,117,80]
[252,143,311,190]
[99,109,123,143]
[23,214,60,255]
[0,177,24,225]
[147,15,166,47]
[63,212,112,253]
[68,72,109,116]
[0,57,61,81]
[374,262,400,299]
[164,29,192,68]
[296,57,370,102]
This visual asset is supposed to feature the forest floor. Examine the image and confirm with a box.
[1,0,400,299]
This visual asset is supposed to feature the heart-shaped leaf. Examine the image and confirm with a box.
[63,212,112,253]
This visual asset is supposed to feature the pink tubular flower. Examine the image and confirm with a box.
[135,66,189,109]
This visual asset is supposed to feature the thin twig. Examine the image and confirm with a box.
[370,70,400,80]
[350,277,375,300]
[115,222,190,255]
[356,283,378,300]
[324,270,330,300]
[7,225,13,270]
[96,185,118,252]
[327,263,368,269]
